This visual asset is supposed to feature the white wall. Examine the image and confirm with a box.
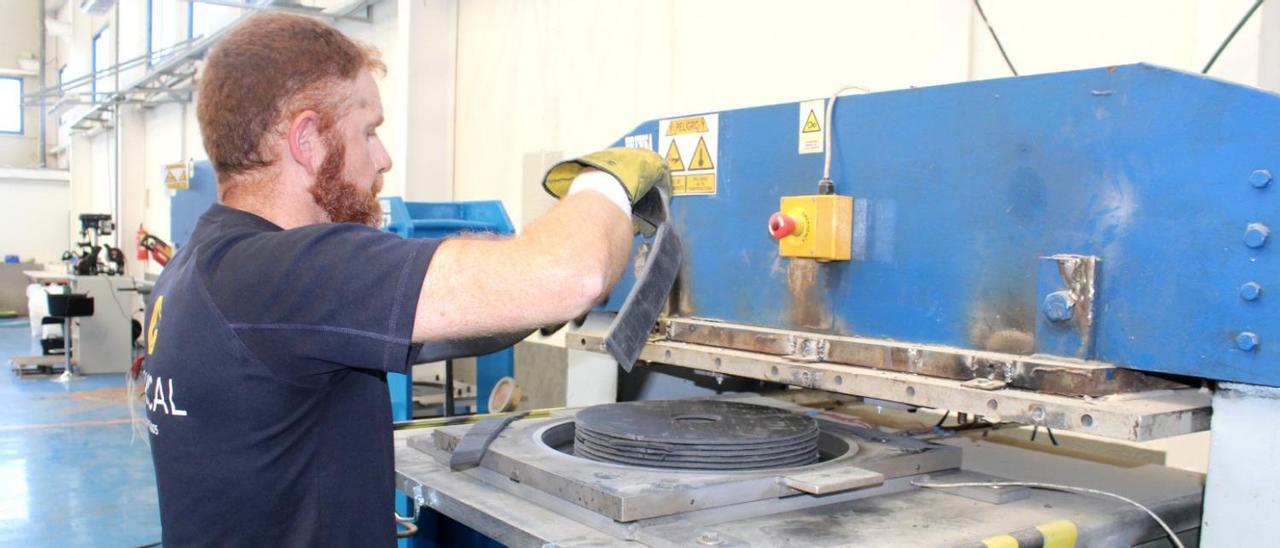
[968,0,1265,82]
[0,168,70,263]
[0,0,41,168]
[452,0,1273,227]
[335,1,409,199]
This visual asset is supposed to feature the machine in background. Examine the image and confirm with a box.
[394,64,1279,546]
[15,213,146,379]
[65,213,125,276]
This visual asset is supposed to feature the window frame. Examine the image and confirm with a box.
[91,24,109,100]
[190,3,244,42]
[147,0,195,67]
[0,76,23,135]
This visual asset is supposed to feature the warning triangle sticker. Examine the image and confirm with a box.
[802,110,821,133]
[689,137,714,170]
[665,140,685,171]
[165,171,177,184]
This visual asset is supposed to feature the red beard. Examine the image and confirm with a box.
[309,137,383,227]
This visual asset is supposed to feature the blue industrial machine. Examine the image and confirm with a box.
[170,160,218,248]
[603,63,1278,388]
[393,64,1280,545]
[379,196,517,421]
[380,196,516,548]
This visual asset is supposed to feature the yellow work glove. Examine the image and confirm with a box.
[542,148,672,235]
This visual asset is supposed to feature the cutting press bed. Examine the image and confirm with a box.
[394,396,1202,547]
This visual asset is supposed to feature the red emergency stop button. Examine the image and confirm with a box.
[769,212,797,239]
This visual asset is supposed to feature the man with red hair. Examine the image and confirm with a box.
[141,12,667,545]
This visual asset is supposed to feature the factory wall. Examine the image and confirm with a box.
[451,0,1273,229]
[0,0,40,168]
[0,168,70,263]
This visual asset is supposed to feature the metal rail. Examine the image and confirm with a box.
[567,326,1211,441]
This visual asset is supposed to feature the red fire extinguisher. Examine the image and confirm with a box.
[136,227,149,261]
[136,226,173,267]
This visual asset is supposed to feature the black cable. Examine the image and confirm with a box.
[974,0,1018,76]
[1202,0,1267,74]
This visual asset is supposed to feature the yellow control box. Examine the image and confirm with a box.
[770,195,853,261]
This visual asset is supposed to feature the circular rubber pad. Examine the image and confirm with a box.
[572,400,819,470]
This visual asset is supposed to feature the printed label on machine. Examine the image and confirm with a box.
[163,162,190,190]
[799,99,824,154]
[623,133,653,150]
[659,113,719,196]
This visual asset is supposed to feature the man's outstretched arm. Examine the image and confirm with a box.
[411,148,669,345]
[411,189,631,344]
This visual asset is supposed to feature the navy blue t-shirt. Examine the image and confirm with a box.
[142,204,439,546]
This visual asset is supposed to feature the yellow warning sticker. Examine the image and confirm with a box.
[799,99,824,154]
[659,113,718,196]
[163,162,189,190]
[803,111,821,133]
[665,140,686,171]
[689,137,714,170]
[666,116,709,136]
[685,173,716,194]
[672,175,687,194]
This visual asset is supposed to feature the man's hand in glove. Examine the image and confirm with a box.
[414,152,663,344]
[542,148,672,235]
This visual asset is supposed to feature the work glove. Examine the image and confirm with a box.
[542,148,672,235]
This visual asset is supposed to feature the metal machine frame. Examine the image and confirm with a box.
[398,64,1280,546]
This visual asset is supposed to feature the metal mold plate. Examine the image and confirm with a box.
[410,401,959,522]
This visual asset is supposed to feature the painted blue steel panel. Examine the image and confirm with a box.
[379,196,517,421]
[169,160,217,248]
[605,64,1280,387]
[381,197,514,548]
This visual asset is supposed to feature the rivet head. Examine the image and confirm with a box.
[1250,169,1273,188]
[1042,291,1076,322]
[1240,282,1263,301]
[1244,223,1270,248]
[1236,332,1260,351]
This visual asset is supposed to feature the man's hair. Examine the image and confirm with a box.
[197,13,384,181]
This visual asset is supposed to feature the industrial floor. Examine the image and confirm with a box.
[0,318,162,547]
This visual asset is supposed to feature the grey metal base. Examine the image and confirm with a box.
[395,397,1204,547]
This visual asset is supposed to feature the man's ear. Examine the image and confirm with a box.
[286,111,324,176]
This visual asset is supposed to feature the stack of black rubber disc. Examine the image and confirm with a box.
[572,400,820,470]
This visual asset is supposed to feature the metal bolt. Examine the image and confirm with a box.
[1236,332,1260,351]
[1244,223,1270,248]
[1029,406,1046,423]
[1250,169,1273,189]
[697,531,724,546]
[1240,282,1263,301]
[1042,291,1076,322]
